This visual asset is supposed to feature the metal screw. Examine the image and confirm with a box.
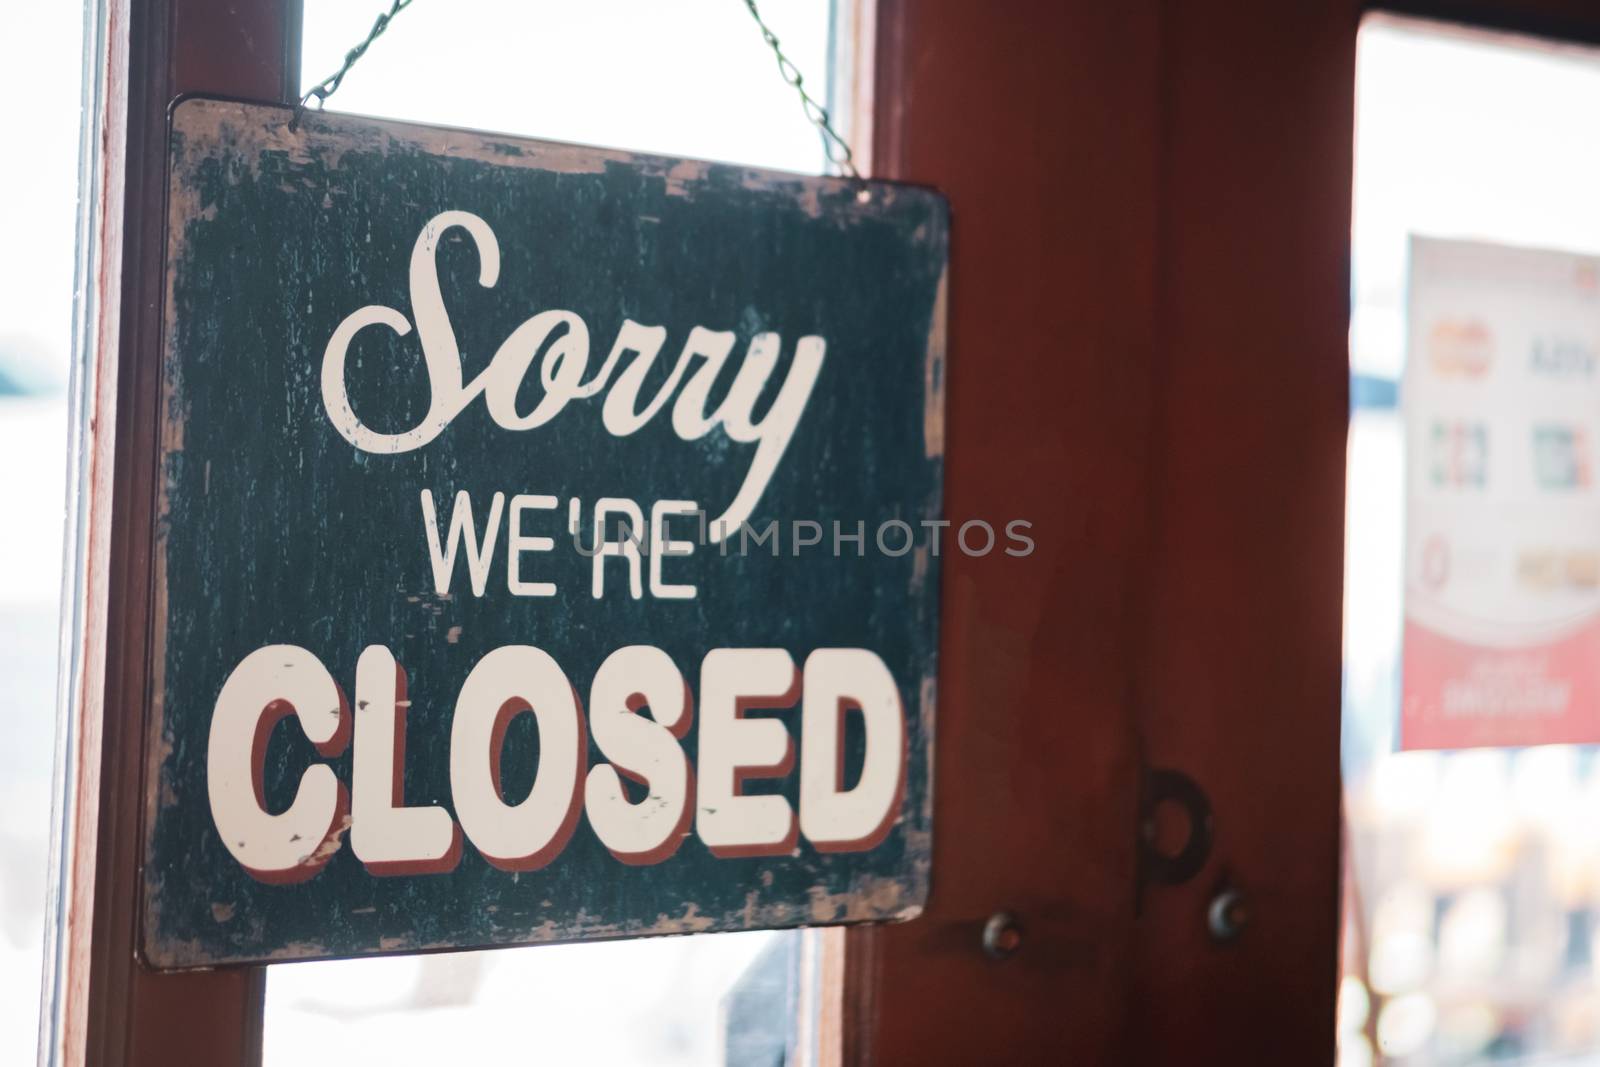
[1207,888,1248,943]
[982,911,1022,959]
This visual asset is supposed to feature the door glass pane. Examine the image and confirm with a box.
[266,3,848,1063]
[1344,16,1600,1066]
[0,2,84,1062]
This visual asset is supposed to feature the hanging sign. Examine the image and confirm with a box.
[1403,236,1600,749]
[141,97,947,967]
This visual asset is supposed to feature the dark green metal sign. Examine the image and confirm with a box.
[143,97,946,968]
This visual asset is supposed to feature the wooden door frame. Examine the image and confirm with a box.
[854,0,1600,1063]
[57,1,299,1063]
[56,1,1600,1064]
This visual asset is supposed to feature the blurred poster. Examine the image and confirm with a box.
[1404,236,1600,748]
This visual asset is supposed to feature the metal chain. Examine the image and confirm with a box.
[291,0,867,186]
[292,0,414,127]
[741,0,863,182]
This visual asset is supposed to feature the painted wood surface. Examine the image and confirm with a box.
[141,97,946,969]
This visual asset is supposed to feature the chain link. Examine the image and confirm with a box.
[290,0,867,187]
[292,0,414,128]
[741,0,863,181]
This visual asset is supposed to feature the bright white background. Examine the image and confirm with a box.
[1345,20,1600,768]
[1344,16,1600,1067]
[297,0,835,173]
[0,1,81,1064]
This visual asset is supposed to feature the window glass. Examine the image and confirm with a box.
[1345,17,1600,1066]
[0,2,84,1062]
[268,3,846,1063]
[295,0,836,171]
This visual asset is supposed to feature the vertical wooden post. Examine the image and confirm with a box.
[57,1,298,1063]
[851,1,1159,1061]
[1124,1,1351,1059]
[853,0,1353,1057]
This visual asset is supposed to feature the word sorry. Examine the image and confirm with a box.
[208,644,904,882]
[320,210,824,539]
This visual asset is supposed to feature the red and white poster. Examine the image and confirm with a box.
[1404,236,1600,749]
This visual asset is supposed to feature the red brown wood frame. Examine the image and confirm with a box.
[64,0,1600,1064]
[70,2,298,1063]
[855,2,1164,1060]
[852,0,1600,1063]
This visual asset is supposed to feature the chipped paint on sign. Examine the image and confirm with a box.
[142,97,946,969]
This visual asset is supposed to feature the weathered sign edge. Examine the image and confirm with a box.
[137,95,948,970]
